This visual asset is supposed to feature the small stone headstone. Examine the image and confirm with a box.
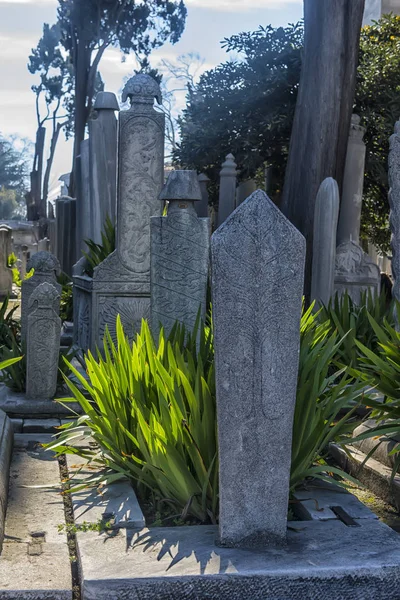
[211,189,305,548]
[26,282,61,400]
[151,170,210,338]
[21,251,61,343]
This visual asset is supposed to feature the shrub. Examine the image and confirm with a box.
[83,216,115,277]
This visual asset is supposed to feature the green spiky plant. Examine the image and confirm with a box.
[319,290,394,368]
[83,216,115,277]
[46,305,368,522]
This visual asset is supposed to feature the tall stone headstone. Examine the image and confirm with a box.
[151,170,210,338]
[196,173,210,218]
[389,120,400,303]
[26,282,61,400]
[337,115,366,246]
[0,225,12,298]
[21,251,61,343]
[363,0,400,25]
[76,140,91,256]
[217,153,237,227]
[311,178,340,306]
[20,245,28,280]
[73,74,164,350]
[211,189,305,548]
[236,179,257,207]
[89,91,119,243]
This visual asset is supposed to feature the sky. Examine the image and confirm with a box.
[0,0,303,196]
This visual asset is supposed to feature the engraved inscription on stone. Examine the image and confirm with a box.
[26,282,61,400]
[211,189,305,548]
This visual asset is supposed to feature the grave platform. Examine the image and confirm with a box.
[77,518,400,599]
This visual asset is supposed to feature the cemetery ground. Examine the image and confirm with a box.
[3,68,400,597]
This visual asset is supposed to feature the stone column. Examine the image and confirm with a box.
[89,92,119,244]
[211,189,305,548]
[196,173,210,218]
[236,179,257,207]
[151,170,210,338]
[21,251,61,343]
[311,178,340,306]
[26,282,61,400]
[389,119,400,303]
[0,225,12,298]
[217,154,237,228]
[56,197,66,266]
[337,114,366,246]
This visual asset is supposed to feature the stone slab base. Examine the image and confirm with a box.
[78,518,400,599]
[0,386,82,418]
[0,409,13,553]
[0,435,72,599]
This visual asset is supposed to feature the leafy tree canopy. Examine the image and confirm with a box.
[175,15,400,252]
[0,133,31,219]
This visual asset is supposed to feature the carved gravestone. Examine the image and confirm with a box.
[150,170,210,338]
[389,119,400,303]
[21,251,61,343]
[26,282,61,399]
[73,74,164,351]
[211,189,305,548]
[0,225,12,298]
[334,241,380,303]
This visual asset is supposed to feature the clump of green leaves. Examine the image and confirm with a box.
[291,304,366,491]
[46,315,217,523]
[83,216,115,277]
[319,290,394,368]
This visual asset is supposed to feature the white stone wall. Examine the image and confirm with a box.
[363,0,400,25]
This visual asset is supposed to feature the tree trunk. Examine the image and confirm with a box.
[281,0,365,298]
[30,125,46,220]
[42,121,65,217]
[70,40,91,197]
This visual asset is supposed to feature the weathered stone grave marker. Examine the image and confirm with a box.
[21,251,61,343]
[311,178,340,306]
[389,119,400,304]
[0,225,12,298]
[73,74,164,350]
[150,170,210,338]
[217,153,237,227]
[211,189,305,547]
[26,282,61,399]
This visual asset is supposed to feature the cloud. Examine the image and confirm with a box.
[185,0,301,10]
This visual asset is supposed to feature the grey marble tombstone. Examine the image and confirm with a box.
[76,140,92,256]
[26,282,61,400]
[0,225,12,298]
[389,119,400,303]
[217,153,237,227]
[236,179,257,207]
[89,91,119,243]
[151,170,210,338]
[337,115,366,246]
[211,189,305,548]
[73,74,164,351]
[21,251,61,343]
[311,178,340,306]
[334,241,380,303]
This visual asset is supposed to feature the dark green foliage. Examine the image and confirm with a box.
[83,216,116,277]
[174,23,303,204]
[58,272,73,322]
[176,15,400,248]
[356,15,400,252]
